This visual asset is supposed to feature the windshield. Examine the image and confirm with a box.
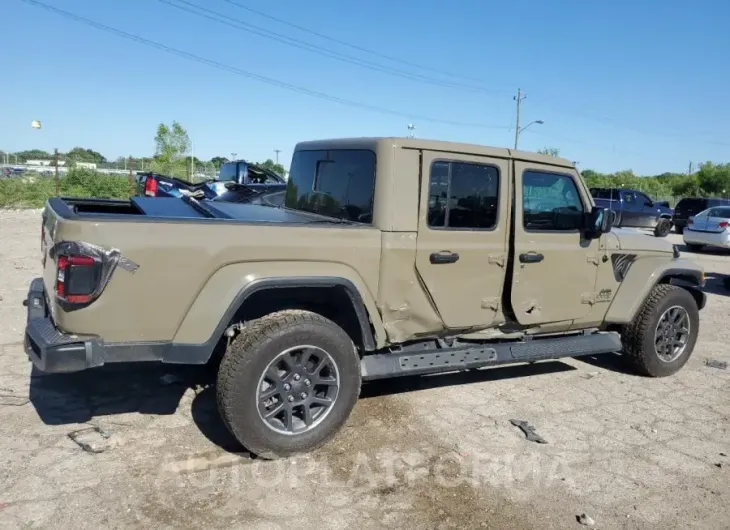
[284,149,376,223]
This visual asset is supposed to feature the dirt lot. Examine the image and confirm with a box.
[1,208,729,529]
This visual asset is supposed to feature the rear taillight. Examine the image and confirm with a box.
[688,217,694,226]
[56,254,100,305]
[720,221,728,229]
[144,176,158,196]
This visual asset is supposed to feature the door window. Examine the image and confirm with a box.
[427,160,500,229]
[523,170,585,231]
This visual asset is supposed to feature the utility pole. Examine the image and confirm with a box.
[274,149,281,164]
[688,161,693,175]
[128,156,134,197]
[513,88,525,150]
[54,148,60,196]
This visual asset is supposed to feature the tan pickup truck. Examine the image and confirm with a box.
[25,137,706,458]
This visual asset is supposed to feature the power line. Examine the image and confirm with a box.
[218,0,498,89]
[19,0,509,130]
[216,0,729,147]
[157,0,504,95]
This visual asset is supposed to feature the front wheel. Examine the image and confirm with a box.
[621,284,699,377]
[216,310,361,459]
[654,218,672,237]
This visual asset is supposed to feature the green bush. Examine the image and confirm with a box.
[0,169,132,208]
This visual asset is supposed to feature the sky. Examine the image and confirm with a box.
[2,0,729,174]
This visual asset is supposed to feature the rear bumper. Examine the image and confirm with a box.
[24,278,106,373]
[682,229,730,248]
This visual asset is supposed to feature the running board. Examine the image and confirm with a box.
[360,331,622,381]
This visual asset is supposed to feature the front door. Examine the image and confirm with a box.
[415,150,510,330]
[510,162,600,325]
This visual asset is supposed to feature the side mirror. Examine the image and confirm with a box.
[587,206,612,237]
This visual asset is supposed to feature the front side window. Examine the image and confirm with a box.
[284,149,376,223]
[427,160,499,229]
[523,170,585,231]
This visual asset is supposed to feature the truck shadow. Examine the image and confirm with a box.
[28,359,578,454]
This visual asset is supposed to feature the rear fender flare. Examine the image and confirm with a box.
[604,257,705,324]
[168,266,385,364]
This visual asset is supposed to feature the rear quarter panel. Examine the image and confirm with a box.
[49,218,384,345]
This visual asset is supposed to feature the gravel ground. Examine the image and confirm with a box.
[1,209,729,529]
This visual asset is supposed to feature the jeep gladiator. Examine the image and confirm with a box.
[25,137,706,459]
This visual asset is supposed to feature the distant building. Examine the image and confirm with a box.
[75,162,97,170]
[27,159,66,167]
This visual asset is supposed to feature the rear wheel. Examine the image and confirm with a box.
[621,284,699,377]
[216,310,361,459]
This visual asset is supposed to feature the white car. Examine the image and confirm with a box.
[682,205,730,251]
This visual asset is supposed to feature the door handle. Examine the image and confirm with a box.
[519,252,544,264]
[430,251,460,264]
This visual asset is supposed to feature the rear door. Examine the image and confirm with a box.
[510,162,599,325]
[704,207,730,232]
[415,151,509,329]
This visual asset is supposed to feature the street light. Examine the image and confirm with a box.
[514,120,544,149]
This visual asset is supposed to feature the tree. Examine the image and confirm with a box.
[537,147,560,157]
[65,147,106,164]
[258,158,287,177]
[152,121,191,178]
[210,156,229,169]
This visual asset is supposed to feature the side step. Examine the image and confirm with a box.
[360,331,622,381]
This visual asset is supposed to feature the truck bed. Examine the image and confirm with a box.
[50,196,330,225]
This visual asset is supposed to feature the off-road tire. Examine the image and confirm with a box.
[621,284,699,377]
[686,243,704,252]
[675,225,684,234]
[654,218,672,237]
[216,309,361,459]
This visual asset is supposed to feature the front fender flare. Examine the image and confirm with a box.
[604,257,705,324]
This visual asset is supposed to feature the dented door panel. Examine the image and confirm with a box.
[511,161,599,325]
[415,150,510,329]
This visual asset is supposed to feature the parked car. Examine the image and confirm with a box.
[25,137,705,459]
[682,205,730,251]
[590,187,674,236]
[672,197,730,234]
[137,160,287,202]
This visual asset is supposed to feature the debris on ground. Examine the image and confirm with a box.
[68,424,114,454]
[0,392,29,406]
[509,419,548,444]
[705,359,728,370]
[581,372,599,379]
[715,463,723,469]
[577,513,595,526]
[720,452,727,457]
[160,373,185,385]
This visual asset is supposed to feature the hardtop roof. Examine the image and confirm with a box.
[293,137,576,168]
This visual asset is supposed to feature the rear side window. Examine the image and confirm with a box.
[427,160,500,229]
[523,170,584,231]
[285,149,376,223]
[676,198,707,211]
[710,207,730,218]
